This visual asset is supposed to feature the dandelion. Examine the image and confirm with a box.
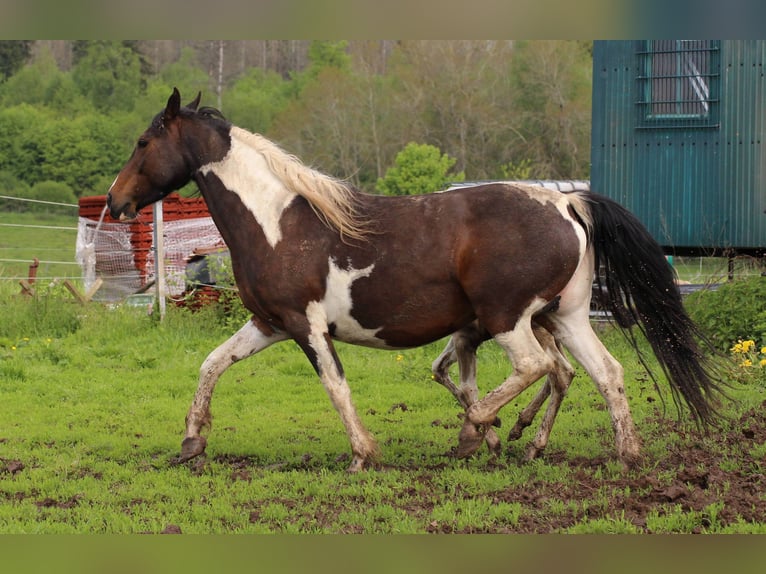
[742,359,753,367]
[760,359,766,367]
[11,346,16,351]
[396,354,404,362]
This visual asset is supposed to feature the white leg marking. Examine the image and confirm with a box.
[305,301,378,471]
[551,249,640,466]
[185,320,287,439]
[457,302,554,458]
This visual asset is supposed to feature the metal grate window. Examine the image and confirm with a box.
[636,40,720,128]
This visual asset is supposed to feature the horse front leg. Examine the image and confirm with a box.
[431,324,501,454]
[295,304,379,472]
[178,318,287,463]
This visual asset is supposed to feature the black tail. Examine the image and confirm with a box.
[580,191,727,426]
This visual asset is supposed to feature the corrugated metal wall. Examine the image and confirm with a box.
[591,40,766,254]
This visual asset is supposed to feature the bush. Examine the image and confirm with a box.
[376,142,464,196]
[27,181,78,211]
[685,276,766,351]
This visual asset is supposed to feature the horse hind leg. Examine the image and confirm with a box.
[179,319,287,463]
[457,312,554,459]
[552,313,641,468]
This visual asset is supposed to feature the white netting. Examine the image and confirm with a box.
[75,214,225,302]
[144,218,225,297]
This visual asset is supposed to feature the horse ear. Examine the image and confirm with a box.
[186,92,202,111]
[165,88,182,121]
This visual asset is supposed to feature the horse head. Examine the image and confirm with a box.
[107,88,203,221]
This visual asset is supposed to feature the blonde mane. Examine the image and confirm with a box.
[232,127,368,241]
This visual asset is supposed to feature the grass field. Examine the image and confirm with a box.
[1,282,765,534]
[0,210,82,282]
[2,210,766,535]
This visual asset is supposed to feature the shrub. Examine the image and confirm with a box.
[685,276,766,351]
[376,142,464,196]
[27,181,78,211]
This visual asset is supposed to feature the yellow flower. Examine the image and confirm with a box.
[761,347,766,355]
[743,340,755,352]
[760,359,766,367]
[22,337,29,342]
[11,346,16,351]
[396,354,404,362]
[742,359,753,367]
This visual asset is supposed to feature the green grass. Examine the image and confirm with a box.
[1,284,765,533]
[0,210,82,282]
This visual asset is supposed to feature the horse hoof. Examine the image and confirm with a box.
[507,425,524,441]
[177,436,207,463]
[524,443,542,461]
[456,421,486,458]
[346,455,368,473]
[492,416,502,428]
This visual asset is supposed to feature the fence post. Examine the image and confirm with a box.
[153,200,167,320]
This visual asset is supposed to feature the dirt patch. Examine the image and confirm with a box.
[461,401,766,532]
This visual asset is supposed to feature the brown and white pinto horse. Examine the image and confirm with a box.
[107,89,726,471]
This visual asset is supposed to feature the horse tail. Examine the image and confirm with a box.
[570,190,727,426]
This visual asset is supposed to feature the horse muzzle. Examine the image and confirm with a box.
[106,192,138,222]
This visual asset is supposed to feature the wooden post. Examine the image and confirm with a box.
[153,200,167,320]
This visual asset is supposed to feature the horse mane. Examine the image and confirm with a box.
[202,110,368,241]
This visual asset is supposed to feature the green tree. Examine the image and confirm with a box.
[289,40,351,96]
[37,114,125,196]
[0,41,32,81]
[0,104,50,185]
[377,142,464,196]
[510,40,592,179]
[0,46,90,115]
[72,41,144,112]
[225,67,289,133]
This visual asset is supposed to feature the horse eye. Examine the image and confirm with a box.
[137,139,148,148]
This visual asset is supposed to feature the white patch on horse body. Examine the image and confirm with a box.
[307,257,385,347]
[199,127,295,248]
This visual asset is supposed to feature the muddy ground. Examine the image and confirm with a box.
[431,400,766,533]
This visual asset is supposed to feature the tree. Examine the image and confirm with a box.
[385,41,524,180]
[225,67,289,133]
[0,41,32,81]
[71,41,144,112]
[376,142,464,196]
[509,41,592,179]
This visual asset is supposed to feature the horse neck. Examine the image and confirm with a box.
[197,128,297,248]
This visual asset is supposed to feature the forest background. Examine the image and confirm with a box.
[0,40,592,205]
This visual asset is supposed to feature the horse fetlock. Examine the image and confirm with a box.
[484,428,502,456]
